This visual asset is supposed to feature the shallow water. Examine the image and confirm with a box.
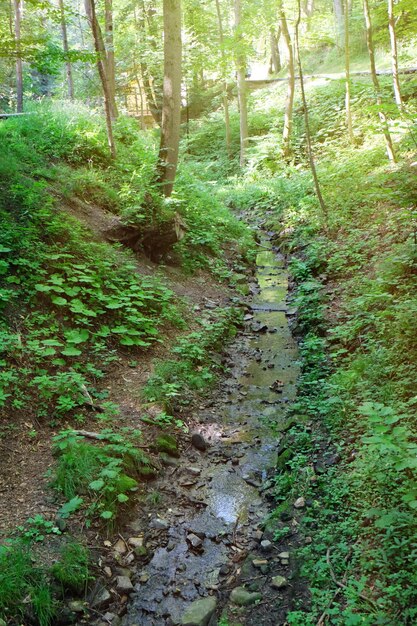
[122,239,300,625]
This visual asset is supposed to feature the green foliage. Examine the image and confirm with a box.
[17,515,61,543]
[0,541,55,626]
[52,429,149,523]
[144,307,242,410]
[51,542,90,593]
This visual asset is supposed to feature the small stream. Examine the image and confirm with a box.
[122,237,300,625]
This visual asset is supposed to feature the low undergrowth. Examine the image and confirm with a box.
[144,307,243,411]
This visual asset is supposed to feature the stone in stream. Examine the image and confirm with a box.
[230,586,262,606]
[150,517,169,530]
[115,575,134,594]
[180,596,217,626]
[260,539,273,552]
[271,575,288,589]
[191,432,209,451]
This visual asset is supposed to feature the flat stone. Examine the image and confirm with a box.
[180,596,217,626]
[230,586,262,606]
[294,497,305,509]
[271,575,287,589]
[150,517,169,530]
[252,559,269,568]
[90,587,111,610]
[187,466,201,476]
[128,536,144,548]
[187,533,203,549]
[115,576,133,594]
[68,600,86,613]
[278,551,290,560]
[113,538,127,554]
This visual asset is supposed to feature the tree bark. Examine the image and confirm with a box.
[295,0,328,221]
[363,0,396,162]
[344,0,354,143]
[333,0,344,43]
[215,0,232,158]
[135,3,162,125]
[85,0,116,158]
[58,0,74,100]
[14,0,23,112]
[157,0,182,197]
[105,0,118,117]
[234,0,248,167]
[269,28,281,74]
[278,0,294,160]
[387,0,403,109]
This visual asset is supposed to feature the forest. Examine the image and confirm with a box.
[0,0,417,624]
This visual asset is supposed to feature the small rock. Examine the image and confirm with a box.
[305,536,312,544]
[133,545,148,558]
[187,466,201,476]
[252,559,269,568]
[187,533,204,550]
[294,497,305,509]
[191,432,209,451]
[180,596,217,626]
[138,572,150,583]
[103,613,117,623]
[230,586,262,607]
[271,575,287,589]
[260,539,273,552]
[90,586,111,610]
[104,566,112,578]
[68,600,85,613]
[150,517,169,530]
[128,536,144,548]
[113,539,127,554]
[115,576,133,594]
[253,529,263,541]
[278,551,290,561]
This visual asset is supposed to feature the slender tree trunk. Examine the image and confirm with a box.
[333,0,344,45]
[295,0,327,221]
[234,0,248,167]
[269,28,281,74]
[105,0,118,117]
[86,0,116,158]
[344,0,354,143]
[363,0,396,162]
[14,0,23,112]
[278,0,295,160]
[135,3,162,125]
[157,0,182,197]
[215,0,232,158]
[58,0,74,100]
[387,0,403,109]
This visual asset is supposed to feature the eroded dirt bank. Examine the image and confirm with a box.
[114,236,305,626]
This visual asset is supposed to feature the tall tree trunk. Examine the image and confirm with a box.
[387,0,402,109]
[157,0,182,197]
[363,0,396,162]
[86,0,116,158]
[344,0,354,143]
[105,0,118,117]
[58,0,74,100]
[234,0,248,167]
[14,0,23,112]
[295,0,327,221]
[269,28,281,74]
[135,3,162,125]
[333,0,344,45]
[278,0,295,160]
[215,0,232,158]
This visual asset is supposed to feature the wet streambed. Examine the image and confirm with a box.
[122,238,300,626]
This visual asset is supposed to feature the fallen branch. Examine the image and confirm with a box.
[326,548,378,610]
